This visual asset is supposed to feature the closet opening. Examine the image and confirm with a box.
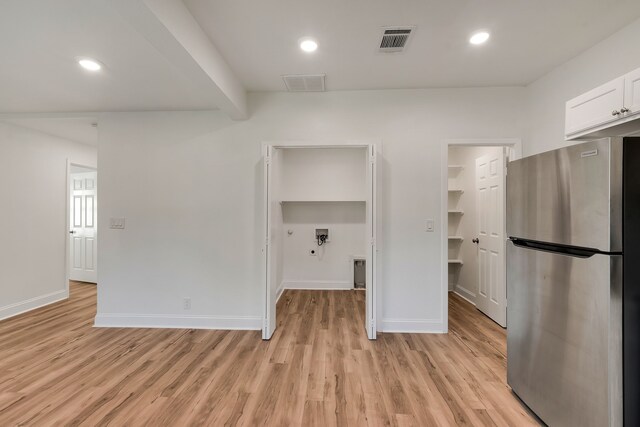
[443,139,521,330]
[263,143,379,341]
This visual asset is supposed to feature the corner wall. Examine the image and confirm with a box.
[0,122,97,320]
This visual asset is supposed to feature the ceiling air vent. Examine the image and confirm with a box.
[379,26,414,53]
[282,74,326,92]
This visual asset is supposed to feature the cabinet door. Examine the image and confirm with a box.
[565,77,624,136]
[624,68,640,117]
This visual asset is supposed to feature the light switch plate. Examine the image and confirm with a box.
[426,219,435,232]
[110,217,125,229]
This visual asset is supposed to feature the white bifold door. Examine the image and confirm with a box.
[475,149,506,327]
[263,146,281,339]
[365,144,377,339]
[69,171,97,283]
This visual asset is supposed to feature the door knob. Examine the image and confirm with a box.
[612,110,621,116]
[69,230,76,234]
[621,107,630,113]
[472,238,479,244]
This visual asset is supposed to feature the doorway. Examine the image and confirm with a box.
[67,164,98,284]
[263,142,379,340]
[442,139,521,330]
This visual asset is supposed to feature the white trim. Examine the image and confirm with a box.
[262,139,376,149]
[282,280,353,290]
[65,160,71,299]
[263,144,275,339]
[441,138,520,333]
[94,314,262,330]
[381,318,445,333]
[451,288,476,305]
[0,290,68,321]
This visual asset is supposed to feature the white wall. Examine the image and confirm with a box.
[279,148,367,201]
[96,87,524,332]
[526,17,640,156]
[0,121,97,320]
[447,146,503,303]
[281,202,366,290]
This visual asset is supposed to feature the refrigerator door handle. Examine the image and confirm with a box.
[509,238,600,258]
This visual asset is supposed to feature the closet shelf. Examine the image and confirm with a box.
[448,236,464,241]
[448,189,464,193]
[448,259,464,265]
[280,199,366,203]
[448,210,464,215]
[448,165,464,170]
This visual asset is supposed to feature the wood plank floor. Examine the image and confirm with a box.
[0,283,540,426]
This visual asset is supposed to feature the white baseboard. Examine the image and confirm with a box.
[94,313,262,330]
[381,318,445,333]
[282,280,352,290]
[276,283,285,303]
[0,289,69,321]
[452,286,476,305]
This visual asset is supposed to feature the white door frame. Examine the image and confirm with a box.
[65,160,98,291]
[262,140,381,340]
[440,138,521,332]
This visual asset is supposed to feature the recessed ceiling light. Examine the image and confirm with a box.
[469,31,490,45]
[77,57,102,71]
[299,38,318,53]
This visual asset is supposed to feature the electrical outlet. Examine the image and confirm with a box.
[109,217,125,229]
[183,298,191,310]
[309,249,317,256]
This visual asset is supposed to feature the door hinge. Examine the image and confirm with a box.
[370,237,376,246]
[265,237,270,246]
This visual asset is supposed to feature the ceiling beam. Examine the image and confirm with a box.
[108,0,248,120]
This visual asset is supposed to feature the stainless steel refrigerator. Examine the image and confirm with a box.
[507,137,640,427]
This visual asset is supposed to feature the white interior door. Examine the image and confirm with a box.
[475,149,506,327]
[69,171,97,283]
[366,144,377,339]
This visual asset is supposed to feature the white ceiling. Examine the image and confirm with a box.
[0,0,224,113]
[185,0,640,91]
[0,0,640,119]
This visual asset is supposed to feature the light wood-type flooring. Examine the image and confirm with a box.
[0,282,540,426]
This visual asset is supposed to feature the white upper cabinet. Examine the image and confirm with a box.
[624,68,640,118]
[565,77,624,137]
[566,66,640,140]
